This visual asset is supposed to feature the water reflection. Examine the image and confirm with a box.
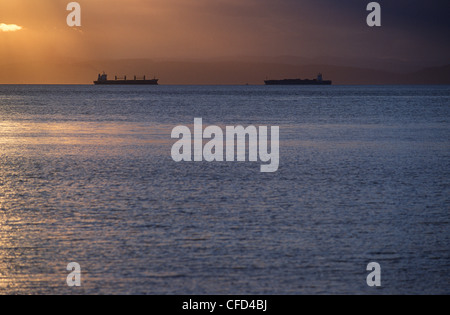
[0,85,449,294]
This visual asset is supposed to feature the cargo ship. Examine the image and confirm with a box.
[94,73,159,85]
[265,73,332,85]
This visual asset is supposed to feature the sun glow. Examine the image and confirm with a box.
[0,23,22,32]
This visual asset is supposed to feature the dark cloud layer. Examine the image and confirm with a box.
[187,0,450,64]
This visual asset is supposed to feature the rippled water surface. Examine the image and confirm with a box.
[0,85,449,294]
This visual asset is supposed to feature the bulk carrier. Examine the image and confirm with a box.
[94,73,159,85]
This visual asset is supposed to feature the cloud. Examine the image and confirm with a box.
[0,23,23,32]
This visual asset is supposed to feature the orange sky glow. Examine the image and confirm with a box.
[1,0,449,84]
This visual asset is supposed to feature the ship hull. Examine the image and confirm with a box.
[265,79,332,85]
[94,79,159,85]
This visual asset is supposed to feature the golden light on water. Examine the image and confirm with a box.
[0,23,22,32]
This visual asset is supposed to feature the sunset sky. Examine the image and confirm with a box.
[1,0,449,84]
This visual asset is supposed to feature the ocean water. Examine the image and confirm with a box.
[0,85,449,295]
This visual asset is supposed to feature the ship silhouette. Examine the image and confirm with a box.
[94,73,159,85]
[265,73,332,85]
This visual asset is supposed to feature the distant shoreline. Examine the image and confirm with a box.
[1,83,450,86]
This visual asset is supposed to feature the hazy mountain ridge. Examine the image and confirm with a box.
[1,59,449,85]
